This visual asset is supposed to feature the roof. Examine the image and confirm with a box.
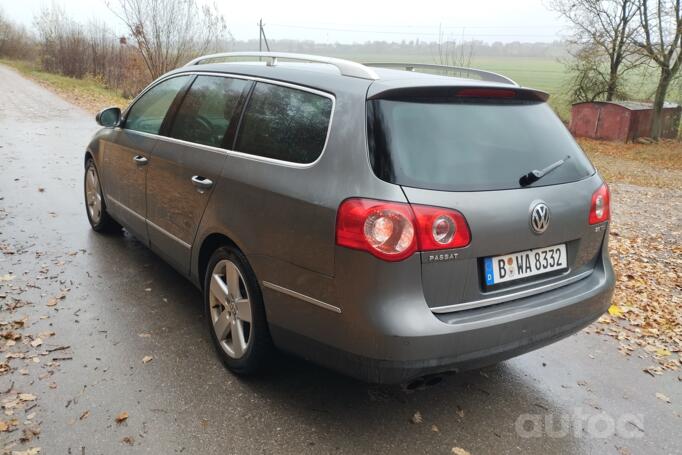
[572,100,680,110]
[166,61,545,100]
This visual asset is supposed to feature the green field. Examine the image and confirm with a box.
[323,53,574,118]
[323,52,668,121]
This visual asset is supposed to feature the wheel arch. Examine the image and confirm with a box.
[196,232,241,290]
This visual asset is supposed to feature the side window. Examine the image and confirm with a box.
[124,76,190,135]
[169,76,250,148]
[236,82,333,164]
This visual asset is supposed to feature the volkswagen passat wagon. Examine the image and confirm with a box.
[84,52,615,383]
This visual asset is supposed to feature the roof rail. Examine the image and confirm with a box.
[363,62,518,86]
[184,52,380,80]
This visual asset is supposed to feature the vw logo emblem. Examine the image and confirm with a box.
[530,201,550,234]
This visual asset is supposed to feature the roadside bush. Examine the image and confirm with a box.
[0,9,35,60]
[31,4,150,98]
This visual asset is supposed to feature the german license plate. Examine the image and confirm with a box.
[483,244,567,286]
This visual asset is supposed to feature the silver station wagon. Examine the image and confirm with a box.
[84,52,615,384]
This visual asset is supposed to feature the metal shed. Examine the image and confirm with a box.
[569,100,681,142]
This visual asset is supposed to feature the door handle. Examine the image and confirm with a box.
[133,155,148,165]
[191,175,213,190]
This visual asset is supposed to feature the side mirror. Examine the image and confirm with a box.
[95,107,121,127]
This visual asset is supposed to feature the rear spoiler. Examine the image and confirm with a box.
[367,85,549,102]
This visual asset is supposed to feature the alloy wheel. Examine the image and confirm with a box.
[209,259,253,359]
[85,166,103,224]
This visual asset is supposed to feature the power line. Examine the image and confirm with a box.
[266,23,562,38]
[270,21,563,30]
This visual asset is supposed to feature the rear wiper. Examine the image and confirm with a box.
[519,155,571,187]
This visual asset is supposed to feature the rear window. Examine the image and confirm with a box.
[367,99,594,191]
[236,82,333,164]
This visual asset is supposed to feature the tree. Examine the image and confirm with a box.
[636,0,682,139]
[435,25,474,68]
[34,4,89,78]
[107,0,226,79]
[0,8,34,59]
[551,0,642,102]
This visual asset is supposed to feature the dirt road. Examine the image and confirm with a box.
[0,63,680,454]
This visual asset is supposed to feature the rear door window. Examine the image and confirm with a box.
[169,76,251,148]
[125,76,191,135]
[236,82,333,164]
[368,99,594,191]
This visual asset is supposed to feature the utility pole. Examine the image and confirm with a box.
[258,18,271,53]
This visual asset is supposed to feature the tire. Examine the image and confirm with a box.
[204,245,273,375]
[84,159,121,233]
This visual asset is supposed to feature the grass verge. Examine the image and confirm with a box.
[0,58,130,114]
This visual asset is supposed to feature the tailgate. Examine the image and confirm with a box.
[402,175,607,312]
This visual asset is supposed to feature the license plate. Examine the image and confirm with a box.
[484,244,567,286]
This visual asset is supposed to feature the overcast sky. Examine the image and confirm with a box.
[1,0,568,43]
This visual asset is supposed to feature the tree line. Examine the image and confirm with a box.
[0,0,680,139]
[551,0,682,139]
[0,0,226,97]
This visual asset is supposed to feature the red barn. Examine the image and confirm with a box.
[569,101,681,142]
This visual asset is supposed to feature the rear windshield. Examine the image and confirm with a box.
[367,99,594,191]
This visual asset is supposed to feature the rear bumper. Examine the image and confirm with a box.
[270,246,615,384]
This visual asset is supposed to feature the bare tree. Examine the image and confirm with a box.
[636,0,682,139]
[435,25,474,68]
[551,0,642,101]
[107,0,226,79]
[34,4,89,78]
[0,8,34,59]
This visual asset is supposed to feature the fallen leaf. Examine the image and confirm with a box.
[452,448,471,455]
[456,406,464,418]
[0,274,14,282]
[79,410,90,420]
[18,394,36,402]
[46,298,57,307]
[115,411,128,423]
[122,436,135,445]
[656,392,671,403]
[431,424,440,433]
[30,338,43,348]
[142,355,153,364]
[12,448,40,455]
[608,305,623,317]
[411,411,423,424]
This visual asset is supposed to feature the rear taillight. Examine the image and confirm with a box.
[589,183,610,224]
[411,205,471,251]
[336,198,470,262]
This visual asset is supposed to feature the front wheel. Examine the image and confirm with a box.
[204,245,273,375]
[84,159,120,233]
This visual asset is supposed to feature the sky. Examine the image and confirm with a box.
[0,0,568,43]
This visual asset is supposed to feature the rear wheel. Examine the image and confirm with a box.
[204,245,273,375]
[84,159,120,233]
